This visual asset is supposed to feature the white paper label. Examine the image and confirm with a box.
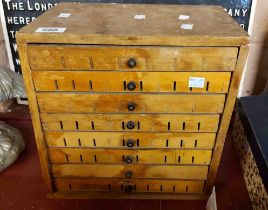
[134,14,146,20]
[188,77,205,88]
[35,27,67,33]
[178,15,190,20]
[58,13,71,18]
[181,24,193,30]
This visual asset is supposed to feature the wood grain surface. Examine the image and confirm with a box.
[28,45,238,71]
[40,113,220,132]
[17,3,249,198]
[37,93,225,114]
[32,71,231,93]
[45,131,216,149]
[16,3,249,46]
[17,43,53,192]
[205,45,249,194]
[54,178,205,193]
[51,164,208,179]
[48,148,212,165]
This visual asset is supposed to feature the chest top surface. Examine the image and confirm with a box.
[17,3,249,46]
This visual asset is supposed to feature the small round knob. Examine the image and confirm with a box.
[125,156,133,164]
[127,58,136,68]
[127,102,136,111]
[124,170,133,179]
[127,121,135,130]
[126,139,135,148]
[127,82,136,91]
[125,185,133,193]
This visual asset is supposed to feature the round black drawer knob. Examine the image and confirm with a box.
[127,82,136,91]
[127,58,136,68]
[125,185,133,193]
[124,170,133,179]
[127,121,135,130]
[127,102,136,111]
[125,156,133,164]
[126,139,135,148]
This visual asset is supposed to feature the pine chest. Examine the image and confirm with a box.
[17,3,249,199]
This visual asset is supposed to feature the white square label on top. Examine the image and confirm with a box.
[57,13,72,18]
[134,14,146,20]
[188,77,205,88]
[181,23,193,30]
[178,15,190,20]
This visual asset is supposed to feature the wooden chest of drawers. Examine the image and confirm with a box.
[17,3,249,199]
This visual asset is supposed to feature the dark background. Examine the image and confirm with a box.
[2,0,252,73]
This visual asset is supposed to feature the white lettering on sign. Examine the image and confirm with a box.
[6,16,36,25]
[178,15,190,20]
[9,31,16,38]
[35,27,67,33]
[58,13,71,18]
[12,43,18,53]
[134,14,146,20]
[4,1,24,10]
[181,24,193,30]
[188,77,205,88]
[27,1,55,11]
[224,8,248,17]
[15,58,20,65]
[4,0,55,11]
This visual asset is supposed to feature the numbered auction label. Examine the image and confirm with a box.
[58,13,71,18]
[35,27,67,33]
[188,77,205,88]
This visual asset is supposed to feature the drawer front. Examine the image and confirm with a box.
[48,148,212,165]
[40,113,220,132]
[28,45,238,71]
[32,71,231,93]
[37,93,225,114]
[51,164,208,180]
[45,132,216,149]
[54,178,205,193]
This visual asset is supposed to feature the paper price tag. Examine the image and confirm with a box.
[35,27,67,33]
[58,13,71,18]
[178,15,190,20]
[181,24,193,30]
[188,77,205,88]
[134,14,146,20]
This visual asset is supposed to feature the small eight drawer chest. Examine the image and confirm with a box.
[17,3,249,199]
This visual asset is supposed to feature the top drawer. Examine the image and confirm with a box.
[27,45,238,71]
